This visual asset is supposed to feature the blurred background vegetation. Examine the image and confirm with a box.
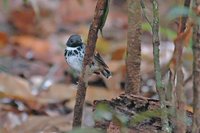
[0,0,198,132]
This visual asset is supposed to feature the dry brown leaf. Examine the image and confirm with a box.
[174,21,193,47]
[0,111,27,132]
[0,32,9,47]
[37,84,76,104]
[11,115,72,133]
[111,47,126,60]
[59,0,96,24]
[0,73,31,98]
[109,10,128,29]
[10,35,53,63]
[86,86,121,103]
[37,84,121,108]
[0,73,40,109]
[170,21,193,70]
[10,35,50,54]
[9,5,55,36]
[185,105,193,113]
[0,127,9,133]
[107,61,123,73]
[9,6,36,34]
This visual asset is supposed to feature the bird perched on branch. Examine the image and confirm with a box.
[64,34,112,78]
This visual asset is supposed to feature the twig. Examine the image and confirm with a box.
[173,0,191,132]
[151,0,170,132]
[72,0,109,128]
[178,0,191,33]
[168,0,191,131]
[183,74,192,86]
[140,0,152,26]
[166,69,173,102]
[32,64,59,95]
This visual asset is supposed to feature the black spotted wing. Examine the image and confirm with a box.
[94,52,109,68]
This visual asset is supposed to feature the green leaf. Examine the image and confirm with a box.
[99,0,110,37]
[93,103,113,121]
[160,27,177,40]
[114,113,129,125]
[130,109,163,125]
[142,22,152,32]
[142,22,177,40]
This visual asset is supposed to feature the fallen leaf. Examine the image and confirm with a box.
[10,35,53,63]
[170,21,193,71]
[0,32,9,47]
[37,84,76,104]
[9,5,36,34]
[9,5,55,36]
[111,47,126,60]
[12,115,73,133]
[0,111,28,132]
[86,86,121,103]
[185,105,193,113]
[10,35,50,54]
[107,61,123,73]
[175,20,193,47]
[0,73,39,109]
[38,83,121,105]
[59,0,96,24]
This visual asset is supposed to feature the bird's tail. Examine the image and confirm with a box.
[101,69,112,79]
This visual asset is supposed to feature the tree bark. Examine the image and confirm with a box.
[72,0,108,128]
[173,0,191,132]
[151,0,170,132]
[94,94,193,132]
[192,1,200,133]
[125,0,141,94]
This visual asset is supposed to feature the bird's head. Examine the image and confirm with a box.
[66,34,82,47]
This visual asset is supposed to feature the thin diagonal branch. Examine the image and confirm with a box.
[140,0,152,26]
[72,0,108,128]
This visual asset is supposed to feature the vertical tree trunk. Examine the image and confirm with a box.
[173,1,191,132]
[175,68,186,133]
[192,1,200,132]
[125,0,141,94]
[151,0,170,132]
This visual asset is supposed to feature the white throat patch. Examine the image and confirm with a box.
[66,46,77,51]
